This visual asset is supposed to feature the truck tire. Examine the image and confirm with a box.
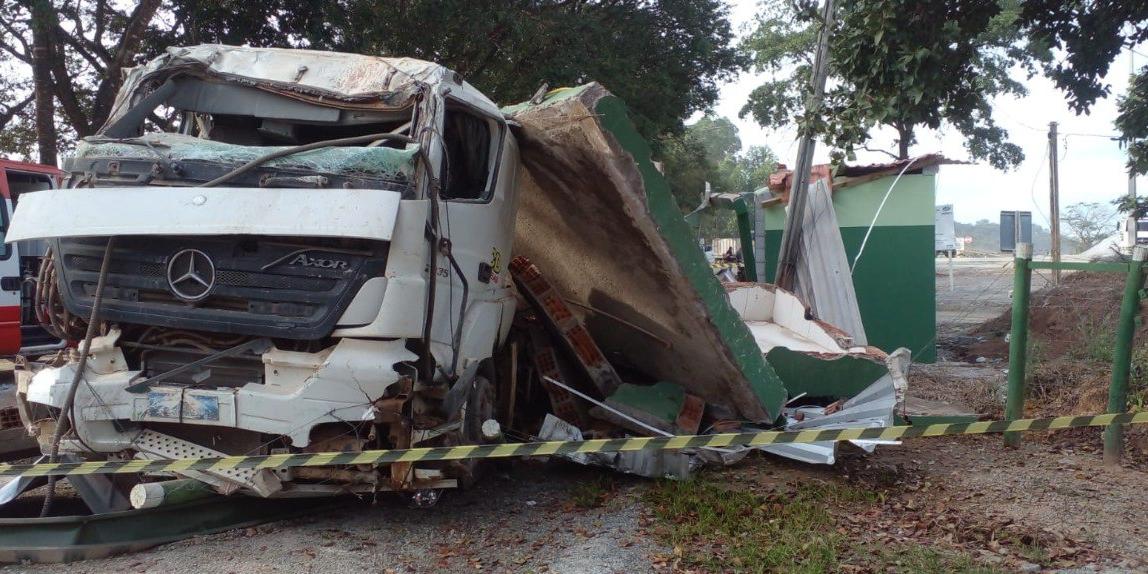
[456,375,495,489]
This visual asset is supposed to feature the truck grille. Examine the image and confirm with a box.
[53,236,387,340]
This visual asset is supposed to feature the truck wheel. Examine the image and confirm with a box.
[456,375,495,489]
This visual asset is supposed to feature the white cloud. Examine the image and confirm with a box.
[714,0,1148,224]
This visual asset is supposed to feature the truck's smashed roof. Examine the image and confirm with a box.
[105,44,502,128]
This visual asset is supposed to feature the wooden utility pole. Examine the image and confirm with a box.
[776,0,836,290]
[1048,121,1061,285]
[1131,51,1139,208]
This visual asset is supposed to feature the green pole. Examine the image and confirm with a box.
[732,197,758,282]
[1004,243,1033,447]
[1104,246,1147,466]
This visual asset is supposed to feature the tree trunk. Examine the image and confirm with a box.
[28,0,57,166]
[89,0,160,130]
[896,124,912,160]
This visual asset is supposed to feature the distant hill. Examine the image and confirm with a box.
[955,219,1081,255]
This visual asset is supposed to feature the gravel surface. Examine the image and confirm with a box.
[0,462,664,574]
[935,257,1057,338]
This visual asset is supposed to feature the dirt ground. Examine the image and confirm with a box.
[6,437,1141,574]
[4,256,1147,573]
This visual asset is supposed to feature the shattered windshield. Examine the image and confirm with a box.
[69,77,420,194]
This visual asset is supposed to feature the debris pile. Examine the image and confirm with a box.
[500,84,912,475]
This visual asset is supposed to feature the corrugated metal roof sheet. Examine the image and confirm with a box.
[765,154,955,203]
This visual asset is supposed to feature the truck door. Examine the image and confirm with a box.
[428,98,519,374]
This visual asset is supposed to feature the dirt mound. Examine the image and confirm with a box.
[973,271,1137,361]
[960,270,1148,465]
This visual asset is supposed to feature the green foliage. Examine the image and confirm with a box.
[687,115,742,163]
[1017,3,1148,174]
[0,0,746,161]
[740,0,1034,170]
[874,546,1008,574]
[568,475,615,509]
[1072,316,1117,365]
[657,115,778,240]
[1117,70,1148,176]
[1127,344,1148,410]
[1019,1,1147,112]
[953,219,1071,254]
[308,0,747,137]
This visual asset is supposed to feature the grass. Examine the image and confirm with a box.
[643,477,874,573]
[875,546,1008,574]
[1072,316,1118,365]
[568,475,615,509]
[643,475,1007,573]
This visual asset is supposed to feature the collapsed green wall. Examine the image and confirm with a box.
[592,94,789,417]
[763,174,937,363]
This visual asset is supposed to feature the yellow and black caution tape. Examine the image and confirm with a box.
[3,412,1146,478]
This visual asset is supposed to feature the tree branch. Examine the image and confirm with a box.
[91,0,160,127]
[862,144,900,160]
[50,24,106,73]
[93,0,111,59]
[0,93,34,130]
[44,29,93,135]
[0,17,33,62]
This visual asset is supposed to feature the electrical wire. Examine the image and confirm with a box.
[40,237,116,517]
[851,157,921,274]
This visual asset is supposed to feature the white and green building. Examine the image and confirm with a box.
[761,155,943,364]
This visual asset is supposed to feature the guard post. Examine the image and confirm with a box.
[1104,246,1148,465]
[1004,243,1033,447]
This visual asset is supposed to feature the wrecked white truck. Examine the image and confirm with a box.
[6,45,906,506]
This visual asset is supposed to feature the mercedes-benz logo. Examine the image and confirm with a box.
[166,249,216,302]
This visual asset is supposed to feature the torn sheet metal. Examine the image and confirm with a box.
[537,414,698,480]
[791,179,867,345]
[106,44,503,127]
[506,84,786,422]
[757,348,909,465]
[726,282,872,356]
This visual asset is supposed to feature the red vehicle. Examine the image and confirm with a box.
[0,159,64,355]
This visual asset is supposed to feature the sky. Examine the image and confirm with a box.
[713,0,1148,225]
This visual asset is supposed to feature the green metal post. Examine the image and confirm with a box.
[1004,243,1033,447]
[732,196,758,282]
[1104,246,1147,466]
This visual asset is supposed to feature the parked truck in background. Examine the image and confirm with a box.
[0,159,66,355]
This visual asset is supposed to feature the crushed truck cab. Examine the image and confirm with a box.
[9,45,907,503]
[11,45,520,497]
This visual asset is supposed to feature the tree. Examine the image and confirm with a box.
[0,0,746,162]
[688,116,742,162]
[1062,201,1117,251]
[725,145,778,194]
[0,0,341,163]
[1117,70,1148,177]
[740,0,1036,169]
[327,0,746,137]
[658,116,778,240]
[1017,2,1148,175]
